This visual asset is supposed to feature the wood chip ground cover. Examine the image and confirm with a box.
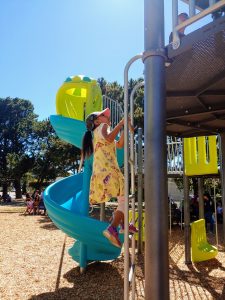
[0,201,225,299]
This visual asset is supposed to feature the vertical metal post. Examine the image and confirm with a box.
[100,203,105,221]
[189,0,196,17]
[137,128,143,253]
[172,0,180,49]
[209,0,216,6]
[219,133,225,247]
[130,82,144,256]
[124,54,143,300]
[183,175,191,263]
[213,179,219,246]
[144,0,169,299]
[172,0,178,30]
[198,178,204,219]
[129,83,136,300]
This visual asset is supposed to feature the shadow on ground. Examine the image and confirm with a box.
[37,215,59,230]
[170,256,225,299]
[29,261,123,300]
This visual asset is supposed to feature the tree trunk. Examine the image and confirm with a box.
[14,179,22,199]
[22,181,27,195]
[192,177,198,196]
[2,182,8,196]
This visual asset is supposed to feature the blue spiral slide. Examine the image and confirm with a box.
[44,115,124,268]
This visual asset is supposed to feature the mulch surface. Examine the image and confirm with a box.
[1,200,225,300]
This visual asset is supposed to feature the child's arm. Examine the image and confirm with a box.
[116,130,124,148]
[116,119,134,148]
[101,119,124,143]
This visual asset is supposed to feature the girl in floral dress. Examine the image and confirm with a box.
[82,108,137,248]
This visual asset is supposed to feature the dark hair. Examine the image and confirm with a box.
[82,130,94,159]
[203,192,211,200]
[82,113,99,159]
[179,12,189,18]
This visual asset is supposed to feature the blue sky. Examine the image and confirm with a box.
[0,0,209,120]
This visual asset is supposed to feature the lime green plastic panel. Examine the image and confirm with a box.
[56,75,103,121]
[191,219,218,262]
[184,136,218,176]
[129,210,145,242]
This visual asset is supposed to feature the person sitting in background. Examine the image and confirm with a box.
[2,193,12,203]
[38,189,47,215]
[217,202,223,224]
[169,12,189,44]
[24,193,33,215]
[32,190,40,215]
[203,192,215,233]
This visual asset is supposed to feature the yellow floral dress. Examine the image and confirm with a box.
[89,123,124,204]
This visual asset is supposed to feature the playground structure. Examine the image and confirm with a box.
[124,0,225,299]
[44,75,124,272]
[191,218,218,262]
[44,0,225,299]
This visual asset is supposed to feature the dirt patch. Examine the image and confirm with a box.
[0,202,225,299]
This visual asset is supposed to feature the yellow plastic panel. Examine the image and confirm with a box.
[129,210,145,242]
[191,219,218,262]
[56,75,102,121]
[184,136,218,176]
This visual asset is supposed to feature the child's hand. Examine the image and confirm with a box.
[119,118,124,127]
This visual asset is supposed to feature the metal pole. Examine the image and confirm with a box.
[100,203,105,221]
[137,128,143,253]
[130,81,144,255]
[219,133,225,247]
[189,0,196,17]
[183,175,192,263]
[172,0,178,30]
[169,196,172,235]
[144,0,168,299]
[198,178,204,219]
[213,179,219,247]
[124,54,143,300]
[129,81,136,300]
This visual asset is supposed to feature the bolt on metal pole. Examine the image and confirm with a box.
[144,0,169,299]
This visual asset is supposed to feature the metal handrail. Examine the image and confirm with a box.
[172,0,225,49]
[124,53,143,300]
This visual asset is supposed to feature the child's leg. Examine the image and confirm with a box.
[103,196,124,248]
[111,210,124,227]
[111,196,124,227]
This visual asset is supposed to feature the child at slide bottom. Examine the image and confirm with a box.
[82,108,138,248]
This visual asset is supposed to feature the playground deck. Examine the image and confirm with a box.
[0,200,225,300]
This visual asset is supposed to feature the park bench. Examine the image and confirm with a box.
[191,219,218,262]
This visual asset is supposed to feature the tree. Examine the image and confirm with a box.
[31,119,81,189]
[0,97,37,198]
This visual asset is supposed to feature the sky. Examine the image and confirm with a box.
[0,0,210,120]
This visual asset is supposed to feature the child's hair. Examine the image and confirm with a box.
[82,113,98,159]
[82,130,94,159]
[82,108,110,159]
